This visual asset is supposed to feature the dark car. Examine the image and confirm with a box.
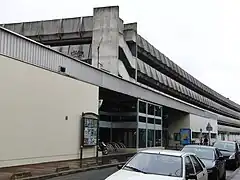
[213,140,240,169]
[182,145,226,180]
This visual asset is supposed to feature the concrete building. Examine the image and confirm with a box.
[1,6,240,168]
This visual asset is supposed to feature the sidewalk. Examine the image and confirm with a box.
[0,152,135,180]
[229,168,240,180]
[0,158,97,180]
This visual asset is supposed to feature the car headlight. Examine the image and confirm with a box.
[229,153,235,159]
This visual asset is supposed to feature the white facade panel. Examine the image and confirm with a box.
[0,55,99,168]
[190,114,218,134]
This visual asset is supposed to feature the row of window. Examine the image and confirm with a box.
[138,128,161,148]
[139,116,161,125]
[139,101,162,116]
[192,132,217,139]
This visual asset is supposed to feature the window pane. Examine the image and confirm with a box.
[211,133,216,138]
[155,130,161,146]
[174,133,180,141]
[125,153,183,177]
[148,104,154,115]
[139,116,146,123]
[139,101,146,113]
[155,118,161,125]
[192,132,199,138]
[147,117,154,124]
[190,155,203,173]
[155,106,161,117]
[185,156,194,175]
[148,129,154,147]
[182,147,214,160]
[139,129,146,148]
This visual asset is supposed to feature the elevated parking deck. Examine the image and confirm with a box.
[2,16,240,114]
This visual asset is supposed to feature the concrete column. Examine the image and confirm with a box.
[92,6,120,75]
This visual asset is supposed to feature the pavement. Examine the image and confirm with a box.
[0,151,135,180]
[228,168,240,180]
[49,166,117,180]
[0,158,119,180]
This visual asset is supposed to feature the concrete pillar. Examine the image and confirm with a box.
[92,6,120,75]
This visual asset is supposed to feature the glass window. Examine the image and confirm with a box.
[148,129,154,147]
[139,116,146,123]
[190,155,203,173]
[124,152,183,177]
[214,141,236,152]
[139,129,146,148]
[185,156,194,175]
[155,106,161,117]
[211,133,217,138]
[148,104,154,115]
[192,132,199,138]
[182,146,215,160]
[100,115,111,122]
[147,117,154,124]
[174,133,180,141]
[155,118,161,125]
[155,130,161,146]
[139,101,146,113]
[120,116,137,122]
[196,156,205,168]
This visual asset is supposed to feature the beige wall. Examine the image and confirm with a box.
[0,55,99,168]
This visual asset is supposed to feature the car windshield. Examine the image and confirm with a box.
[123,152,183,177]
[182,147,214,160]
[214,142,235,152]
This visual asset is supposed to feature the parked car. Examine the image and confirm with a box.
[105,149,208,180]
[182,145,226,180]
[213,140,240,169]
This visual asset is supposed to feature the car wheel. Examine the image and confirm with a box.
[221,171,226,180]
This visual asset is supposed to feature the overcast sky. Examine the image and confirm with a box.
[1,0,240,103]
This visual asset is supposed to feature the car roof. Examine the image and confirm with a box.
[214,140,236,144]
[184,145,216,149]
[140,148,194,157]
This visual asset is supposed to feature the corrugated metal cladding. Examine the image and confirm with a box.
[136,59,240,119]
[0,26,240,120]
[0,27,87,82]
[137,35,240,111]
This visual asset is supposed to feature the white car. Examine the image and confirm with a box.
[105,149,208,180]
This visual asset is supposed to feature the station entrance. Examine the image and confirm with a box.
[98,88,163,153]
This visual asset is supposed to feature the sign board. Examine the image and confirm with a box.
[206,122,213,132]
[180,128,191,145]
[81,112,99,147]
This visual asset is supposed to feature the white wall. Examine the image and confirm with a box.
[0,55,99,168]
[190,114,218,134]
[190,114,218,143]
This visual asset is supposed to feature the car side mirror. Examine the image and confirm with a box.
[117,164,123,170]
[186,173,197,180]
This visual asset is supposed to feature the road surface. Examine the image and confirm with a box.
[50,167,235,180]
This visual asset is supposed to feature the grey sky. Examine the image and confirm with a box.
[1,0,240,103]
